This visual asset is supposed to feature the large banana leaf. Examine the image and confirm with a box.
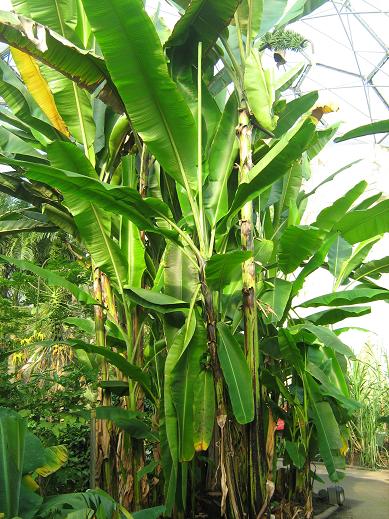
[217,322,254,424]
[276,0,328,28]
[274,92,319,138]
[314,180,367,232]
[301,287,389,307]
[166,0,241,60]
[245,49,278,132]
[304,306,371,326]
[0,125,43,158]
[82,0,198,192]
[120,155,146,288]
[335,119,389,142]
[328,235,352,279]
[205,250,251,291]
[10,48,69,136]
[204,93,238,227]
[0,408,26,518]
[46,142,128,291]
[220,117,316,231]
[0,255,96,304]
[0,58,65,141]
[0,215,55,235]
[336,199,389,244]
[334,237,380,287]
[304,374,345,482]
[11,0,96,149]
[0,156,179,242]
[298,323,354,357]
[171,319,206,461]
[193,369,215,452]
[0,10,122,112]
[354,256,389,280]
[279,225,325,274]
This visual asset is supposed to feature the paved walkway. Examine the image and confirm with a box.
[313,465,389,519]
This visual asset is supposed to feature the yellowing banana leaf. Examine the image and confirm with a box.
[11,48,69,136]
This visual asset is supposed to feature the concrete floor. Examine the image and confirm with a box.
[313,465,389,519]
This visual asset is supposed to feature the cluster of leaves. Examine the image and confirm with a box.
[0,361,96,494]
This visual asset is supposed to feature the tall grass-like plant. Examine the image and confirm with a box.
[348,344,389,468]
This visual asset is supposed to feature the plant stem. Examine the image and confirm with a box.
[197,42,206,253]
[237,102,262,515]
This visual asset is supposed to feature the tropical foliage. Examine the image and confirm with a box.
[0,0,388,518]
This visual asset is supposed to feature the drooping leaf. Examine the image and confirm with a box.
[166,0,241,61]
[0,255,96,304]
[304,306,371,326]
[46,142,128,291]
[124,287,189,315]
[335,119,389,142]
[82,0,198,192]
[67,340,155,402]
[354,256,389,280]
[217,322,254,424]
[285,441,306,469]
[171,319,206,461]
[0,407,26,518]
[297,323,354,357]
[335,236,380,287]
[304,374,345,482]
[300,287,389,307]
[193,369,215,452]
[95,407,157,441]
[0,156,179,242]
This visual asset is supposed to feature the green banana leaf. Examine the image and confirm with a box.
[314,180,367,232]
[193,369,215,452]
[304,374,345,482]
[335,119,389,142]
[336,199,389,245]
[300,287,389,307]
[82,0,198,192]
[204,93,238,227]
[95,407,157,441]
[205,250,252,291]
[328,235,352,279]
[304,306,371,326]
[354,256,389,280]
[166,0,240,60]
[0,408,26,518]
[0,255,96,305]
[279,225,325,274]
[217,323,254,424]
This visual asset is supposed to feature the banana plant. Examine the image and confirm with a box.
[1,1,389,518]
